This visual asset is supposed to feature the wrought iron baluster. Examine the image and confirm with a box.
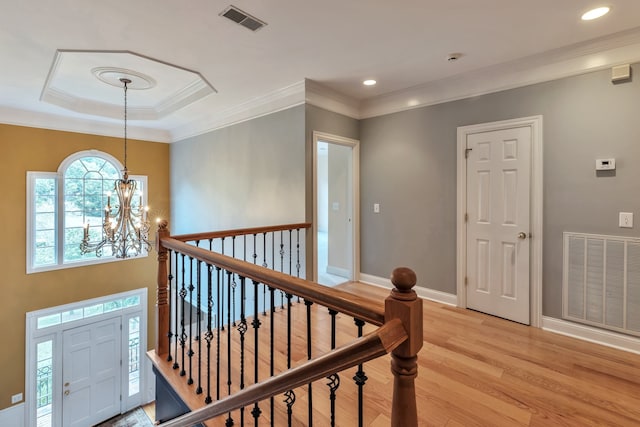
[173,250,179,370]
[232,236,237,326]
[216,266,222,401]
[226,269,234,427]
[179,254,187,377]
[221,238,226,331]
[305,299,314,426]
[262,232,267,315]
[196,259,203,395]
[237,276,248,424]
[205,264,213,404]
[251,280,262,425]
[167,249,174,363]
[296,228,301,278]
[269,285,275,426]
[284,293,295,425]
[187,257,194,386]
[327,309,340,427]
[354,318,368,427]
[279,230,285,309]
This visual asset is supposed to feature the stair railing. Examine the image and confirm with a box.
[153,221,422,426]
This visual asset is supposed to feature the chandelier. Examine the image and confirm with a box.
[80,78,151,258]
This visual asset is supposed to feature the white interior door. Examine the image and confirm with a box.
[63,316,122,426]
[466,126,531,324]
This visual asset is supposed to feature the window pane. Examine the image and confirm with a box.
[35,229,55,248]
[36,340,53,427]
[35,195,55,213]
[35,178,56,196]
[65,161,87,179]
[64,178,83,197]
[128,317,140,396]
[61,309,83,323]
[104,299,123,313]
[123,296,140,308]
[37,314,61,329]
[35,213,55,231]
[35,247,56,266]
[84,304,104,318]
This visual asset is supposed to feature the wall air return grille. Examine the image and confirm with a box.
[563,232,640,337]
[220,5,267,32]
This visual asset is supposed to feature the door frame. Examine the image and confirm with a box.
[25,288,147,427]
[456,116,543,327]
[312,131,360,283]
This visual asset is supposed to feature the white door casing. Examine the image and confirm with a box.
[63,316,121,427]
[312,131,360,285]
[456,116,543,327]
[466,127,531,324]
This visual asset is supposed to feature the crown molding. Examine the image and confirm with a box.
[0,106,171,143]
[170,80,307,141]
[360,27,640,118]
[304,79,361,119]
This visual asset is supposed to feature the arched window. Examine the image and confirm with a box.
[27,150,148,273]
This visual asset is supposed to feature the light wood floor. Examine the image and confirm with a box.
[149,282,640,426]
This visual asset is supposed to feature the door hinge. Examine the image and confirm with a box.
[464,276,468,286]
[465,148,473,159]
[464,213,468,222]
[120,359,123,367]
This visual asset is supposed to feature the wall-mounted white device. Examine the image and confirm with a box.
[611,64,631,82]
[596,158,616,170]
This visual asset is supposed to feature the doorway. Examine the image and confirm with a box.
[313,131,360,286]
[26,289,147,427]
[456,117,543,326]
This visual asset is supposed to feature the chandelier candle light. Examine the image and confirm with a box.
[80,77,152,258]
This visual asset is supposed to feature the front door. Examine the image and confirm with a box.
[62,316,122,426]
[466,126,531,324]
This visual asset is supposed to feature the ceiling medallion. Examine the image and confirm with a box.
[92,67,156,90]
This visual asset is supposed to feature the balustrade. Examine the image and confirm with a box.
[151,222,422,427]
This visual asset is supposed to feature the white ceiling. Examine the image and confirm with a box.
[2,0,640,142]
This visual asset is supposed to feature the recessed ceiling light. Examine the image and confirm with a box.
[581,6,610,21]
[363,79,377,86]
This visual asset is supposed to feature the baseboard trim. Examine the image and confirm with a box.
[0,403,24,427]
[326,265,350,278]
[542,316,640,355]
[359,273,458,306]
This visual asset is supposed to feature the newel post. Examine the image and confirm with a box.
[385,267,423,427]
[155,219,170,356]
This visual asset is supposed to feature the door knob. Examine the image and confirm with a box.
[517,232,527,240]
[64,390,70,396]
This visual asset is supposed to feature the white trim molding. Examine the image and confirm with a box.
[456,116,543,327]
[359,273,457,306]
[543,316,640,355]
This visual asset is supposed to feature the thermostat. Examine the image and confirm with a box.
[596,158,616,170]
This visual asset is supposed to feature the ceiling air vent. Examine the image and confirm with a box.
[220,5,267,32]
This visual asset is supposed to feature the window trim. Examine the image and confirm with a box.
[27,150,149,274]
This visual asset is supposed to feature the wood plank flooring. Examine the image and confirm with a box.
[149,282,640,426]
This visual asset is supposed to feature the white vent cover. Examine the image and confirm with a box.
[220,5,267,32]
[563,232,640,337]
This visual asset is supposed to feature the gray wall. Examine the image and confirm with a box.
[171,105,306,234]
[360,63,640,318]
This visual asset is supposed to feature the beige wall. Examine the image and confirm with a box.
[0,124,170,411]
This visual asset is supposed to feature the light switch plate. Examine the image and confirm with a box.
[11,393,22,404]
[373,203,380,213]
[619,212,633,228]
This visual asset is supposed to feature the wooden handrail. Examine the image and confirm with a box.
[158,318,408,427]
[170,222,312,243]
[160,237,385,326]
